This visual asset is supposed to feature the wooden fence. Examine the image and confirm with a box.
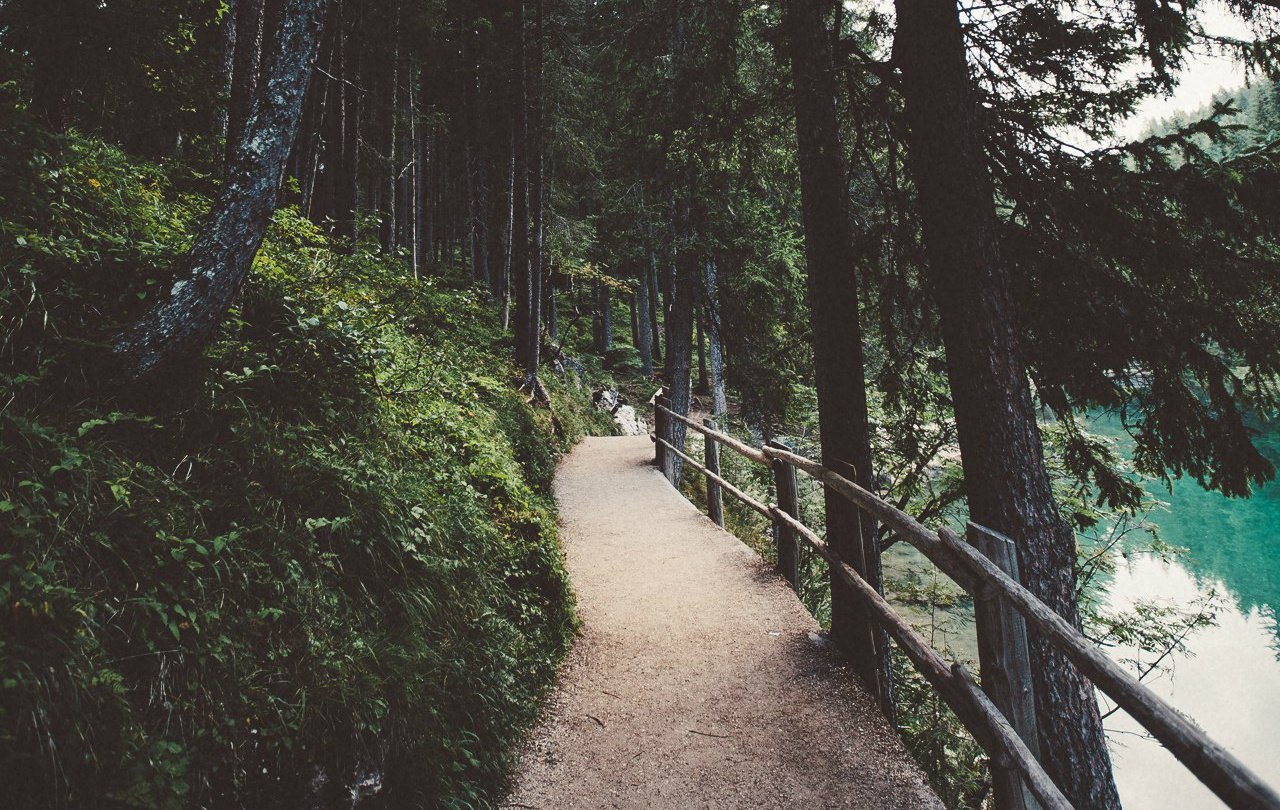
[652,398,1280,810]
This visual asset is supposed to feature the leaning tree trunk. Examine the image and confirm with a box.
[893,0,1121,806]
[784,0,891,716]
[113,0,329,380]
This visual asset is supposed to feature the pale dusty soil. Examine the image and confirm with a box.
[506,436,943,810]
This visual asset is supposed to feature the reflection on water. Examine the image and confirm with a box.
[1104,555,1280,809]
[1087,412,1280,807]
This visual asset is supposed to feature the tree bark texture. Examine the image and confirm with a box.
[525,0,545,378]
[665,254,698,482]
[703,260,727,415]
[696,304,709,394]
[784,0,891,716]
[648,249,663,364]
[893,0,1121,805]
[509,0,532,370]
[113,0,329,379]
[227,0,267,166]
[636,266,654,376]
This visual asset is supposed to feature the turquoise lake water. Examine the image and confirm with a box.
[1086,412,1280,809]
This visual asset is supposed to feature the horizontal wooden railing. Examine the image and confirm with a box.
[651,399,1280,810]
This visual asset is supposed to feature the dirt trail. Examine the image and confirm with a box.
[507,436,942,810]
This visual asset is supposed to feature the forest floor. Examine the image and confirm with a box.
[505,435,942,809]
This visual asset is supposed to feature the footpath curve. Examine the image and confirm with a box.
[507,435,942,809]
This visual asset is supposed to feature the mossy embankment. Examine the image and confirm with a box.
[0,124,610,808]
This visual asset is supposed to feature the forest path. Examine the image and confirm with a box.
[506,435,941,809]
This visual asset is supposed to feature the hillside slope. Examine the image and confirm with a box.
[0,124,608,809]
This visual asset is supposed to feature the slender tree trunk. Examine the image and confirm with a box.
[217,0,239,143]
[661,258,676,380]
[703,259,726,415]
[636,265,654,376]
[630,292,640,349]
[381,6,400,253]
[335,1,360,245]
[113,0,329,379]
[893,0,1120,805]
[784,0,891,715]
[510,0,532,370]
[227,0,267,167]
[425,133,437,261]
[695,303,709,394]
[648,249,663,364]
[506,0,527,355]
[408,69,420,277]
[665,252,697,481]
[413,85,426,273]
[464,20,488,286]
[546,263,559,342]
[500,142,515,327]
[525,0,545,379]
[596,282,612,354]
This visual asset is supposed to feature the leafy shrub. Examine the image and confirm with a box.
[1,126,597,808]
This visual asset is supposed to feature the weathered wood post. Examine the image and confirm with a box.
[656,396,676,484]
[968,524,1042,810]
[767,440,801,589]
[655,395,669,471]
[704,418,724,527]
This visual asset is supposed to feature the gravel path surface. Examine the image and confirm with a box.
[506,436,943,810]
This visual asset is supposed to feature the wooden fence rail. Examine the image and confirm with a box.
[651,401,1280,810]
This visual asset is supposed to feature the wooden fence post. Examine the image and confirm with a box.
[767,440,800,589]
[704,418,724,527]
[655,396,669,471]
[968,525,1042,810]
[657,396,676,484]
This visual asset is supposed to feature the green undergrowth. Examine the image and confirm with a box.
[0,125,610,808]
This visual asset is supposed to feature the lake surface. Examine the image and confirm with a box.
[1087,412,1280,809]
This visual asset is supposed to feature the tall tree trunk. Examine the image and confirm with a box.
[631,292,641,351]
[464,19,488,286]
[500,143,515,326]
[335,0,360,245]
[636,264,654,376]
[647,249,663,364]
[594,281,612,355]
[113,0,329,379]
[413,83,426,274]
[408,69,420,277]
[525,0,545,379]
[381,6,400,253]
[425,133,437,261]
[509,0,530,355]
[784,0,891,715]
[664,252,697,481]
[893,0,1120,805]
[217,0,239,143]
[227,0,267,167]
[546,263,558,342]
[661,258,676,380]
[703,260,726,415]
[695,303,709,394]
